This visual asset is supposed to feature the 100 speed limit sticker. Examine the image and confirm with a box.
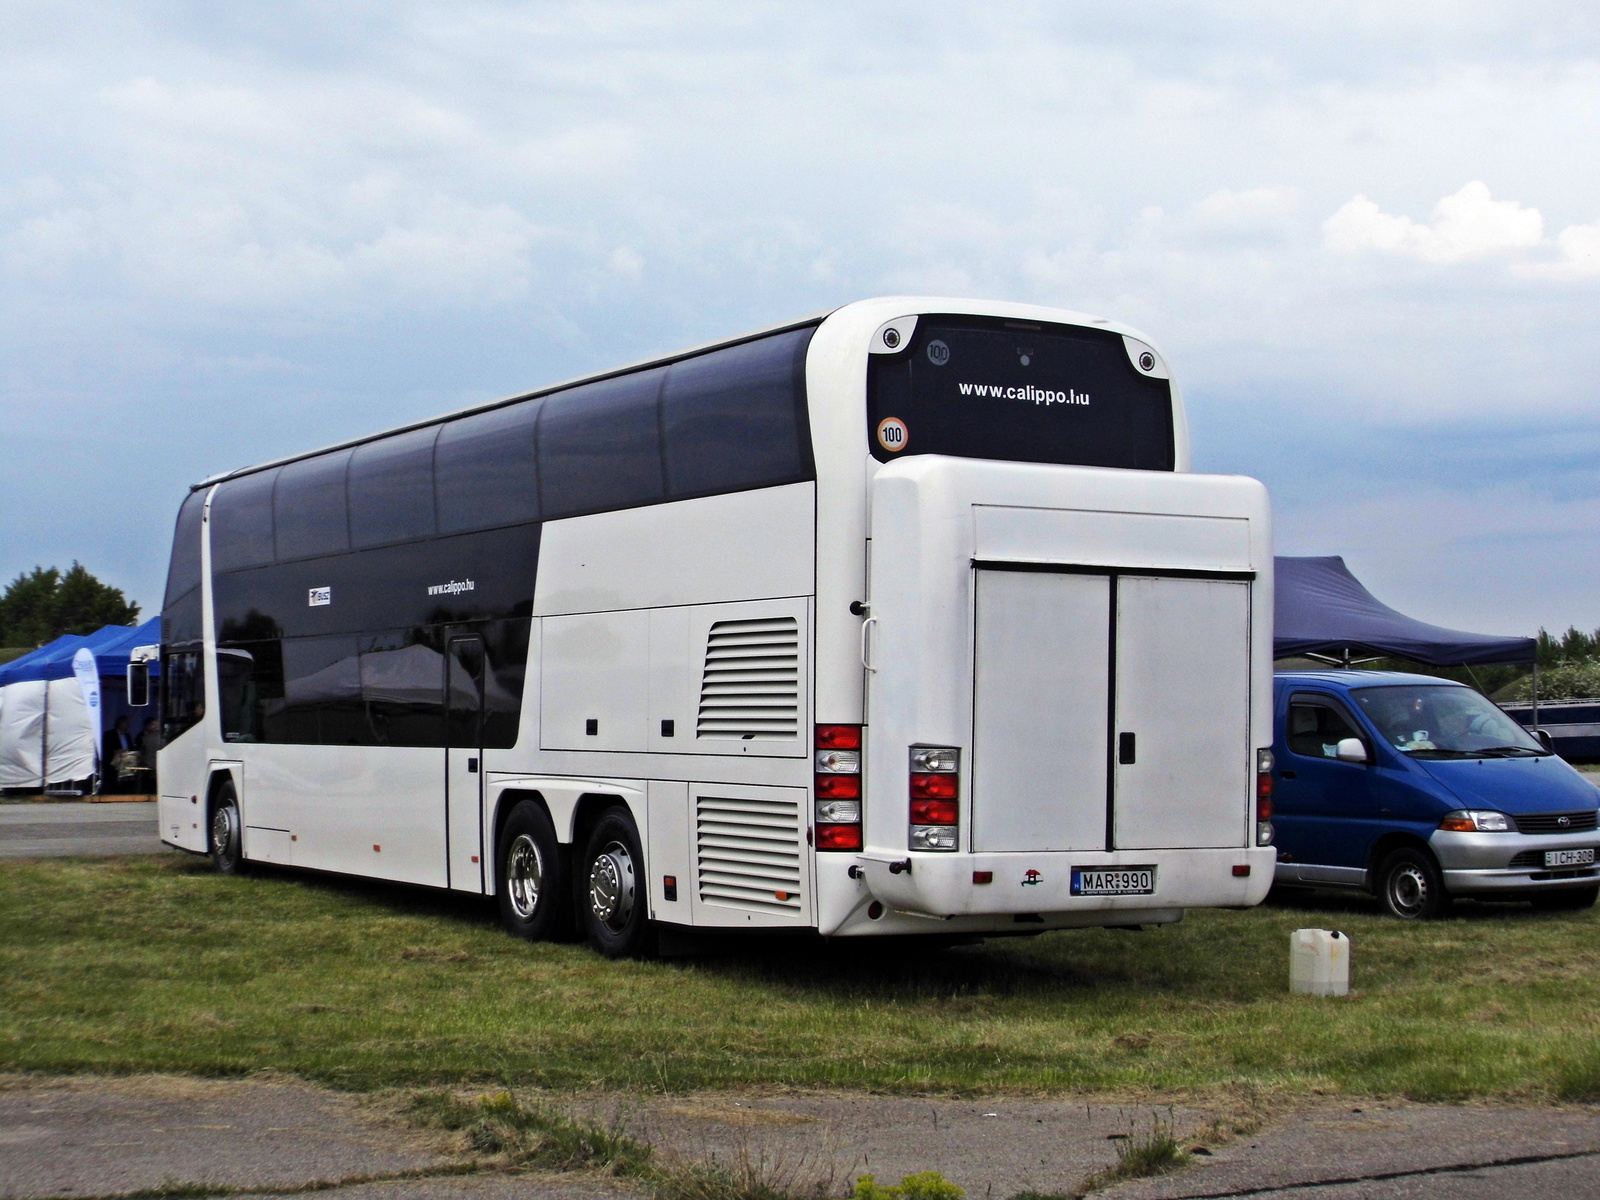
[876,416,908,453]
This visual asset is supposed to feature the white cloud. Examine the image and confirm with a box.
[1324,180,1543,263]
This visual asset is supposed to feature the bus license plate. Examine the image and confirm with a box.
[1071,866,1156,897]
[1544,848,1595,868]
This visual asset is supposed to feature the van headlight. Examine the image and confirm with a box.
[1438,810,1511,832]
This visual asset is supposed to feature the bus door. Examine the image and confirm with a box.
[445,636,486,892]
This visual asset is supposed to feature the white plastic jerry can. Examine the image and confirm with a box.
[1290,928,1350,996]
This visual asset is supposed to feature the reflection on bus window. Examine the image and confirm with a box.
[161,647,205,743]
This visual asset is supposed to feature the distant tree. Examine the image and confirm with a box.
[0,563,140,647]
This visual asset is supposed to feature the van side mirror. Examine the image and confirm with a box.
[128,662,150,708]
[1535,729,1554,753]
[1335,737,1368,765]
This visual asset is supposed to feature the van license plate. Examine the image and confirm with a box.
[1544,848,1595,868]
[1071,867,1156,896]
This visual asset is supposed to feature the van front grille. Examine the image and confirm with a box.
[1513,811,1598,835]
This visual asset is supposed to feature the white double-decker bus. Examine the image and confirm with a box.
[157,297,1276,956]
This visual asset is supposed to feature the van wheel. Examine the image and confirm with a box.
[497,801,571,941]
[210,781,246,876]
[580,807,653,959]
[1532,885,1599,911]
[1377,847,1448,919]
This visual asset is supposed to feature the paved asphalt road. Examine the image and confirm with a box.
[0,799,171,857]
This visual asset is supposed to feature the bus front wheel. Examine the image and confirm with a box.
[210,781,246,876]
[580,807,653,959]
[497,801,571,942]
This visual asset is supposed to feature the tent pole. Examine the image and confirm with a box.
[40,678,49,793]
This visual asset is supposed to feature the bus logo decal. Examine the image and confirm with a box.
[308,587,331,607]
[428,579,477,597]
[1021,869,1042,886]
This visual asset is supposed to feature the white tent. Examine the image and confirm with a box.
[0,674,98,789]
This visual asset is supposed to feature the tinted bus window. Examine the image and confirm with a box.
[275,450,352,561]
[661,327,814,499]
[211,470,278,572]
[539,368,667,519]
[162,490,208,646]
[350,427,439,549]
[436,401,540,534]
[161,646,205,743]
[867,317,1173,470]
[163,490,206,611]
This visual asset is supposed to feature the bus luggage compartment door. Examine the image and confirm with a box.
[1112,575,1251,850]
[972,568,1110,853]
[970,568,1251,854]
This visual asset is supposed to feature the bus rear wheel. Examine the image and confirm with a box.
[210,781,246,875]
[580,807,653,959]
[497,801,570,942]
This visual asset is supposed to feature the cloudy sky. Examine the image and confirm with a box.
[3,1,1598,637]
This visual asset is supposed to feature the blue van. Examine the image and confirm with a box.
[1270,671,1600,919]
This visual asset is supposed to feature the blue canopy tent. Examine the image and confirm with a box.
[0,618,161,791]
[1273,556,1535,667]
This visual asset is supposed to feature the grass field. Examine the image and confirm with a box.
[3,853,1599,1101]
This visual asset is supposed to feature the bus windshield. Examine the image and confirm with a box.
[867,316,1174,470]
[1351,684,1546,758]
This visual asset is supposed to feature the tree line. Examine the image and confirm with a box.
[0,564,140,649]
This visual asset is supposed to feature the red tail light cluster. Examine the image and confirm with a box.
[1256,748,1275,846]
[815,724,862,851]
[909,745,960,851]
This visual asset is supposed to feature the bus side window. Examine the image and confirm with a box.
[539,368,666,519]
[210,470,277,572]
[660,326,814,499]
[349,427,439,549]
[161,647,206,743]
[275,450,352,562]
[436,401,541,534]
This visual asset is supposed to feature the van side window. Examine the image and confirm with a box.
[1287,698,1362,760]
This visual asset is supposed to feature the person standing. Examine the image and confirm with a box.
[101,716,135,793]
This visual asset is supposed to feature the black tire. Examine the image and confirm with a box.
[497,801,572,941]
[209,781,247,876]
[1376,847,1448,920]
[1531,885,1600,911]
[579,806,653,959]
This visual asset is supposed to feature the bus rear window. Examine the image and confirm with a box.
[867,317,1174,470]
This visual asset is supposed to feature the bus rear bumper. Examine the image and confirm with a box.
[851,846,1276,919]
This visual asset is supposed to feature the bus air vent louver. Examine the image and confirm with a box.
[695,616,799,740]
[695,792,803,912]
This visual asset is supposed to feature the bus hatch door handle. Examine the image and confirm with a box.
[859,616,878,673]
[1118,732,1136,765]
[467,757,479,774]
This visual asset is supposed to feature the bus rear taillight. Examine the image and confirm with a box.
[909,745,960,851]
[1256,748,1275,846]
[816,724,862,852]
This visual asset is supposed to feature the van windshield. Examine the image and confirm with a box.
[1351,684,1546,757]
[867,316,1174,470]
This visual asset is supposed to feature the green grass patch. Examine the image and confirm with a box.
[3,855,1599,1099]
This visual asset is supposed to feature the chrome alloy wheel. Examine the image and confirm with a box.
[588,840,636,931]
[505,833,545,920]
[212,803,239,859]
[1387,863,1429,918]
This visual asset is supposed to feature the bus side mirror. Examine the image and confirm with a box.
[128,662,150,707]
[1335,737,1368,765]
